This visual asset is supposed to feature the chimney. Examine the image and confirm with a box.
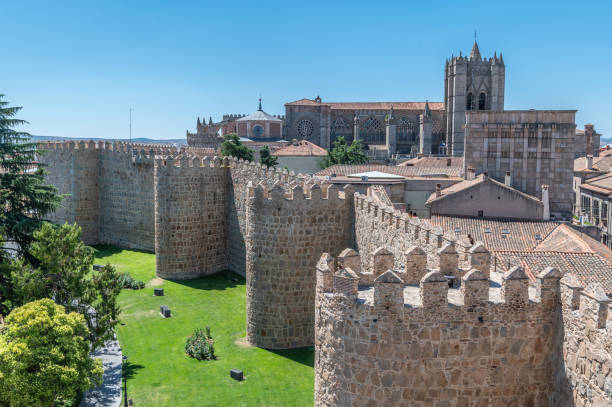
[505,171,511,186]
[587,154,593,170]
[585,124,595,156]
[466,166,475,180]
[542,185,550,221]
[435,183,442,197]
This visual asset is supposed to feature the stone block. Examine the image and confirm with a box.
[230,369,244,381]
[160,305,171,318]
[154,288,164,296]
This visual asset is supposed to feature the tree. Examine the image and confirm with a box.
[220,133,254,162]
[318,136,369,169]
[0,95,62,314]
[0,299,103,407]
[259,145,278,168]
[11,222,122,350]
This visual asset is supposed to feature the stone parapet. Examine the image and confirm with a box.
[154,156,228,280]
[353,193,486,276]
[245,180,353,349]
[315,249,562,407]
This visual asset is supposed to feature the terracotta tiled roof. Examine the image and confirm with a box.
[285,98,445,111]
[583,173,612,190]
[426,174,542,206]
[493,251,612,296]
[574,156,612,172]
[535,224,612,265]
[430,215,612,295]
[600,146,612,157]
[429,215,558,251]
[399,156,463,167]
[274,140,328,157]
[316,164,462,178]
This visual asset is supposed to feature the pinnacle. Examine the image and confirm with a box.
[470,41,481,61]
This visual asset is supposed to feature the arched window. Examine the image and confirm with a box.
[397,117,416,142]
[466,93,473,110]
[361,116,384,144]
[330,117,352,144]
[478,93,486,110]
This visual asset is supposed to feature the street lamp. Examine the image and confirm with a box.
[122,355,128,407]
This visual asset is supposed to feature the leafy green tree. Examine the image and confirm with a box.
[220,133,254,162]
[0,298,103,407]
[11,222,121,349]
[318,136,369,169]
[259,145,278,168]
[0,95,62,314]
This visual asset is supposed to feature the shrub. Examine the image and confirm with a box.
[185,327,216,361]
[0,299,103,406]
[116,272,145,290]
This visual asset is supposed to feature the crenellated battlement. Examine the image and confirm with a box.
[316,248,561,315]
[248,180,351,205]
[314,247,575,407]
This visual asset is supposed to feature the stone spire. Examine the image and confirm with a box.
[424,100,432,120]
[470,40,481,61]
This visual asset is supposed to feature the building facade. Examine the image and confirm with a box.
[445,42,505,155]
[463,110,577,218]
[578,173,612,248]
[283,98,446,155]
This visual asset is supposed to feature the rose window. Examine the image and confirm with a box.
[296,120,314,139]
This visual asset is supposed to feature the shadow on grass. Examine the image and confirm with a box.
[122,360,145,380]
[268,347,315,368]
[171,270,245,292]
[92,244,154,260]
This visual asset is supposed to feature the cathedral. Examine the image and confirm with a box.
[189,40,505,157]
[283,40,505,156]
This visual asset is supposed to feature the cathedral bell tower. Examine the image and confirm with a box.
[444,40,505,156]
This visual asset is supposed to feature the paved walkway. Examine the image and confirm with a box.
[81,338,123,407]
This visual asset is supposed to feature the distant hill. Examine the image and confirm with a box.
[30,135,187,145]
[601,137,612,146]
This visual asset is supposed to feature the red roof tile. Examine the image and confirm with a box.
[285,98,445,111]
[316,164,462,178]
[274,140,328,157]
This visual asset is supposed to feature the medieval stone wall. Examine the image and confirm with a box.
[98,146,155,251]
[154,156,228,280]
[38,141,100,244]
[245,182,353,349]
[315,249,562,407]
[552,276,612,406]
[39,141,217,252]
[354,193,481,278]
[226,158,313,276]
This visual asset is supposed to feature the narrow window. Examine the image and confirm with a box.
[466,93,473,110]
[478,93,486,110]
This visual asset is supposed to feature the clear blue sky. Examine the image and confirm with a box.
[3,0,611,140]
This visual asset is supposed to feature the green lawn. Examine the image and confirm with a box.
[93,245,314,407]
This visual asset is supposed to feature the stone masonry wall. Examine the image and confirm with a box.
[98,144,155,251]
[552,276,612,406]
[315,250,563,407]
[39,141,215,251]
[227,157,317,276]
[245,182,353,349]
[354,193,483,278]
[154,156,228,280]
[38,141,100,244]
